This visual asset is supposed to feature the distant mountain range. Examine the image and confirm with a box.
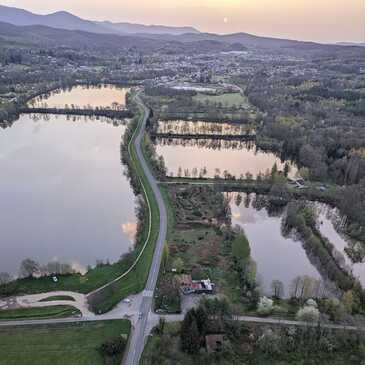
[0,5,364,57]
[336,42,365,47]
[0,5,199,35]
[0,21,248,54]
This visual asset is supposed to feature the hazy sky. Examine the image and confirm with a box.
[2,0,365,42]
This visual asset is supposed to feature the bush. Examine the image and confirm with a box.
[257,296,274,316]
[296,305,320,322]
[100,337,127,357]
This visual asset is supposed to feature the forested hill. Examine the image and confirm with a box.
[0,5,199,36]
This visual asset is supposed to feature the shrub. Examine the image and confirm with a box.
[257,296,274,316]
[100,337,127,357]
[296,305,320,322]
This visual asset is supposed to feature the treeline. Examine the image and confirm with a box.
[338,183,365,243]
[145,86,197,97]
[143,134,167,180]
[20,107,133,120]
[299,86,365,103]
[230,230,260,306]
[145,298,365,364]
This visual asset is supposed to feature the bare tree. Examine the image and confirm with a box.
[0,272,11,285]
[19,258,40,278]
[290,276,303,299]
[271,280,285,299]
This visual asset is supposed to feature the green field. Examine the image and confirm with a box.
[0,306,80,321]
[193,92,251,109]
[0,320,130,365]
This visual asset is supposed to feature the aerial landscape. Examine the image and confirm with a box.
[0,1,364,364]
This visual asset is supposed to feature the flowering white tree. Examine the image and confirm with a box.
[296,305,320,322]
[257,296,274,315]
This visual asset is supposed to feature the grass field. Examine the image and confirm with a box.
[193,92,251,109]
[0,320,130,365]
[0,306,80,321]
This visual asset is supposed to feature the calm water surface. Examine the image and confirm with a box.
[0,114,136,276]
[229,193,321,296]
[315,203,365,287]
[29,85,130,109]
[156,137,297,179]
[156,120,255,136]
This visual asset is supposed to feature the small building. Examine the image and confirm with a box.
[205,334,224,354]
[178,275,215,295]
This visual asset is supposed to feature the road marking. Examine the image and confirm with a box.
[143,290,154,298]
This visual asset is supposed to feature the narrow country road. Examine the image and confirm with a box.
[123,94,168,365]
[1,310,363,333]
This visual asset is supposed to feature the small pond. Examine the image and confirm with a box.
[315,203,365,287]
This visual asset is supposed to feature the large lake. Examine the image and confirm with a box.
[28,85,130,110]
[0,114,136,276]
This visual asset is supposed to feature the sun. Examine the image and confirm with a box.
[223,17,229,24]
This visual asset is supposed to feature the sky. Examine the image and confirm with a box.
[1,0,365,42]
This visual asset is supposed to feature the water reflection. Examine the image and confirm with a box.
[28,84,130,110]
[156,137,297,179]
[0,114,136,276]
[315,203,365,287]
[229,193,323,297]
[156,120,256,136]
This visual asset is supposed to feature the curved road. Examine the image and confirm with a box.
[123,94,168,365]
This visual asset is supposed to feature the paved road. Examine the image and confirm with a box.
[123,94,168,365]
[1,310,363,333]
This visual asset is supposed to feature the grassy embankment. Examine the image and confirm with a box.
[0,320,130,365]
[0,306,80,321]
[163,177,341,205]
[39,295,75,302]
[153,186,181,313]
[87,100,160,313]
[0,96,160,315]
